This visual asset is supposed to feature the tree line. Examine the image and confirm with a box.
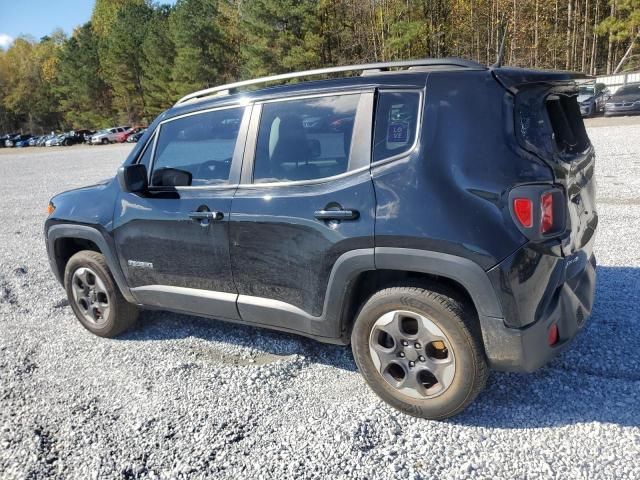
[1,0,640,134]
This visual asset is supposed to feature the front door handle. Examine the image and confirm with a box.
[188,211,224,222]
[314,209,359,221]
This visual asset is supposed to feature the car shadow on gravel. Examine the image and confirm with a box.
[119,266,639,427]
[453,265,640,428]
[120,308,358,372]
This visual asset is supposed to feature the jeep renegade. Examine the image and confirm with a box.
[45,58,597,419]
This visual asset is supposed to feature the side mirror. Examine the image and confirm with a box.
[117,164,148,193]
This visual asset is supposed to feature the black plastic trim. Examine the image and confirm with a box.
[374,247,504,318]
[46,224,136,303]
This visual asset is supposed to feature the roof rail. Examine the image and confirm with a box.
[174,58,484,106]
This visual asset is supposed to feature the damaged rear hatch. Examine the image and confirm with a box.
[493,67,598,259]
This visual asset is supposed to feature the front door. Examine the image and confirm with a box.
[229,92,375,336]
[113,105,250,320]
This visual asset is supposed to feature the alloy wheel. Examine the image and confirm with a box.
[368,310,456,399]
[70,267,110,327]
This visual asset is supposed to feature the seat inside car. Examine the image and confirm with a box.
[268,114,319,181]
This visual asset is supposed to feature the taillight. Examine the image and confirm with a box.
[510,186,565,239]
[540,192,553,233]
[513,198,533,228]
[547,323,559,346]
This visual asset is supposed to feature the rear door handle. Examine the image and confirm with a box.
[188,211,224,221]
[314,209,359,221]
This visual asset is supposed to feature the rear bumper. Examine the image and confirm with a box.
[482,250,596,372]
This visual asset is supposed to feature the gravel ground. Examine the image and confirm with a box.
[0,126,639,480]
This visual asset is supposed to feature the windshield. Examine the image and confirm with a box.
[615,84,640,95]
[579,86,594,95]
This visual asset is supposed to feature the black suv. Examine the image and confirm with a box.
[45,58,597,419]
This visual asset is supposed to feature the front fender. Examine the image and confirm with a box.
[45,224,135,303]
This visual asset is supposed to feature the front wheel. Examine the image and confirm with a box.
[351,285,488,419]
[64,251,138,337]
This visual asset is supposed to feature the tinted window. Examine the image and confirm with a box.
[253,94,359,183]
[151,107,244,187]
[373,92,420,162]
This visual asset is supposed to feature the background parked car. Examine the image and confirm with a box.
[579,82,610,116]
[37,134,55,147]
[604,83,640,116]
[45,134,66,147]
[115,126,146,143]
[5,134,32,147]
[59,130,92,146]
[15,136,33,147]
[90,126,131,145]
[0,134,17,147]
[126,128,147,143]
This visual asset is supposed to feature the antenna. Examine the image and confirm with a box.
[492,17,508,68]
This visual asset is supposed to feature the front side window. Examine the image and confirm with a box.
[137,133,154,168]
[373,91,421,162]
[253,94,360,183]
[150,107,244,187]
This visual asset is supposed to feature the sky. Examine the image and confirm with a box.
[0,0,175,50]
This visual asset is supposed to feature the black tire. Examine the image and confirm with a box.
[101,138,109,145]
[351,285,488,420]
[64,250,138,337]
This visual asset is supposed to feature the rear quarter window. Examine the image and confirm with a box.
[373,91,421,162]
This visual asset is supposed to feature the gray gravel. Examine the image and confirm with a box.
[1,128,639,479]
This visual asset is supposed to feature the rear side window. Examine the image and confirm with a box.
[253,94,359,183]
[150,107,244,187]
[373,91,421,162]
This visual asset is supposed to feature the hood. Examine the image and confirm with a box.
[609,91,640,102]
[51,177,113,201]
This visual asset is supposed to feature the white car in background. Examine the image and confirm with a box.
[90,126,131,145]
[45,134,65,147]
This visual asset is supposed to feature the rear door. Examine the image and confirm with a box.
[229,91,375,335]
[113,105,250,320]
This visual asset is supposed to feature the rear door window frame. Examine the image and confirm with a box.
[239,89,374,187]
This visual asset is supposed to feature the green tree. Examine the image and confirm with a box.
[1,35,65,133]
[91,0,146,38]
[241,0,321,77]
[599,0,640,72]
[56,23,114,128]
[101,2,153,123]
[170,0,228,97]
[142,4,177,117]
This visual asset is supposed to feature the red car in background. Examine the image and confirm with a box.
[114,126,146,143]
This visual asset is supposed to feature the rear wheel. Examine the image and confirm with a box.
[64,251,138,337]
[351,285,488,419]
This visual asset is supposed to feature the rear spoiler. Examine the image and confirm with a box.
[491,67,593,94]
